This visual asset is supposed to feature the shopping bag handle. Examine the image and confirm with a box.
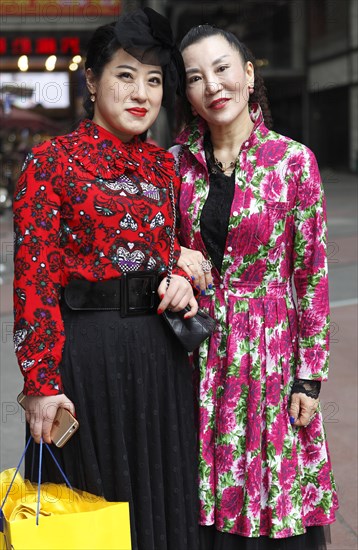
[1,436,73,527]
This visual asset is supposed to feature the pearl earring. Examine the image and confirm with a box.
[90,94,96,102]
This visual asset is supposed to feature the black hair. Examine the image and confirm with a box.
[83,23,119,119]
[178,25,272,129]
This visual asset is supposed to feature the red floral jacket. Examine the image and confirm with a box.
[13,120,187,395]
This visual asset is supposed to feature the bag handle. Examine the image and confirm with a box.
[1,436,73,526]
[166,146,184,291]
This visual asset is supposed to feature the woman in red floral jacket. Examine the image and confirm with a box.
[13,9,199,550]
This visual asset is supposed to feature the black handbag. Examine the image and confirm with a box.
[162,160,216,351]
[162,306,216,352]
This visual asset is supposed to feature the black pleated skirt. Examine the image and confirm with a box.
[26,304,200,550]
[199,525,329,550]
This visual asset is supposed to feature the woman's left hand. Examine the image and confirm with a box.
[289,393,319,427]
[157,275,198,318]
[178,246,214,291]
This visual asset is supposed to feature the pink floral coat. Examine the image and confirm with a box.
[170,105,338,538]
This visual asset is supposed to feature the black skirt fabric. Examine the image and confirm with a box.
[199,525,329,550]
[25,304,199,550]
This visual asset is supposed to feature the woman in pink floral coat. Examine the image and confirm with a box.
[171,25,338,550]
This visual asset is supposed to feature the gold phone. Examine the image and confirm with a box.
[17,392,79,448]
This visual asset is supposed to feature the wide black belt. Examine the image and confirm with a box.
[62,271,159,317]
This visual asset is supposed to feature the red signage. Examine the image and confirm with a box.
[0,36,82,56]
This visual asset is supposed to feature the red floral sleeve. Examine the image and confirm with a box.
[13,148,65,396]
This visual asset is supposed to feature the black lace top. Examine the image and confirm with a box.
[200,133,235,273]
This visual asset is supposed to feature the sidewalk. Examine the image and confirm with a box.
[1,170,357,549]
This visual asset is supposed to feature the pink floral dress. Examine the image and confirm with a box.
[170,105,338,538]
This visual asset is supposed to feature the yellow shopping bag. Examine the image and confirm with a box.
[0,438,131,550]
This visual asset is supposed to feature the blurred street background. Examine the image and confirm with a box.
[1,1,357,549]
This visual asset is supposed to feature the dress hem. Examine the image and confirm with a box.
[199,517,337,539]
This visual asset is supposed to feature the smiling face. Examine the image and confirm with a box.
[182,35,254,129]
[86,48,163,142]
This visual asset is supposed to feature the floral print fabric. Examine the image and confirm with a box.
[171,105,338,538]
[13,120,185,396]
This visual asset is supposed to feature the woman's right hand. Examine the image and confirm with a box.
[23,394,76,444]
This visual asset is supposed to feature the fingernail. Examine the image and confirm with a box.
[160,294,164,300]
[201,290,206,296]
[191,276,196,281]
[196,286,201,290]
[289,416,295,424]
[208,284,213,289]
[157,308,163,315]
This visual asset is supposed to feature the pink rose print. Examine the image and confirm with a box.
[256,141,288,167]
[312,278,329,317]
[276,493,292,521]
[239,213,261,255]
[233,455,246,485]
[299,178,321,209]
[246,412,261,452]
[303,506,328,526]
[287,153,305,177]
[217,407,237,434]
[276,527,294,538]
[317,461,334,492]
[261,172,284,201]
[231,313,249,341]
[303,483,324,513]
[301,442,324,467]
[246,455,261,497]
[312,242,327,269]
[266,372,282,406]
[255,211,274,246]
[221,486,244,516]
[216,444,234,473]
[269,412,286,454]
[201,425,215,464]
[234,515,252,536]
[279,457,297,491]
[262,301,277,328]
[300,310,325,337]
[268,333,281,362]
[223,375,243,403]
[241,260,266,285]
[303,345,326,373]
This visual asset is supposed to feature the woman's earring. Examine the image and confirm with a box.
[248,84,254,95]
[90,93,96,102]
[191,106,198,116]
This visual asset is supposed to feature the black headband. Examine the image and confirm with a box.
[114,7,185,109]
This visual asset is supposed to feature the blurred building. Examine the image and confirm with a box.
[129,0,358,173]
[0,0,357,173]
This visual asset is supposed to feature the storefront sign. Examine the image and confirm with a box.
[0,36,81,56]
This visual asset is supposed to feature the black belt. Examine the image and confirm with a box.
[62,271,159,317]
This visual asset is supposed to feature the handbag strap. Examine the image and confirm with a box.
[1,436,73,524]
[166,146,184,291]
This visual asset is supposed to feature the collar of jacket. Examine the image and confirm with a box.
[56,118,175,184]
[175,103,266,159]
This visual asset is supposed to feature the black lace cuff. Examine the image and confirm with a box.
[291,379,321,399]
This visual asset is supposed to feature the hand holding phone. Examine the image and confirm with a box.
[17,392,79,447]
